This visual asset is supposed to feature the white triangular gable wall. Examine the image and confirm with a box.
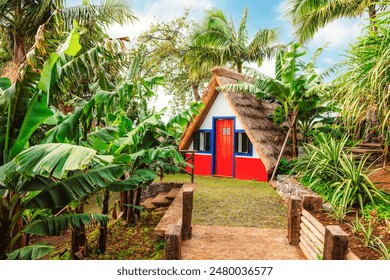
[188,91,260,159]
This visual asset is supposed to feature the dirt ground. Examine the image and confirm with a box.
[309,210,389,260]
[369,166,390,194]
[181,225,305,260]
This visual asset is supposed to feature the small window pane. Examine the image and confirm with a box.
[194,131,211,152]
[193,132,200,150]
[235,132,251,155]
[204,132,210,151]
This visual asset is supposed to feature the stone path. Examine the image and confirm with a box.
[181,225,305,260]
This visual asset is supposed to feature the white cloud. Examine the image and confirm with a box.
[107,0,213,39]
[308,18,363,50]
[322,57,334,64]
[274,0,287,21]
[246,59,275,78]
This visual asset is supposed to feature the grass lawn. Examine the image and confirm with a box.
[160,174,287,228]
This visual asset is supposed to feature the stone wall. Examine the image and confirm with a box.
[275,175,331,211]
[141,182,183,202]
[276,175,315,199]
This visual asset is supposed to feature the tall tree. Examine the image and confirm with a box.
[336,9,390,140]
[130,12,196,113]
[284,0,389,43]
[184,7,280,99]
[0,0,136,64]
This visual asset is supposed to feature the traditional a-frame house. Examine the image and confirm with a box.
[179,67,289,182]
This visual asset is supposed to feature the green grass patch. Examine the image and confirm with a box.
[160,174,287,228]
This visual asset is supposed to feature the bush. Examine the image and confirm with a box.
[277,158,296,175]
[293,134,389,211]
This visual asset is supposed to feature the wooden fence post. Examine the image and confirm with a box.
[302,195,323,211]
[164,224,182,260]
[323,225,349,260]
[288,196,302,245]
[182,188,194,240]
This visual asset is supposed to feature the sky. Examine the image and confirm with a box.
[67,0,366,109]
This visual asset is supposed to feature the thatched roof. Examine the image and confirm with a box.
[179,67,290,174]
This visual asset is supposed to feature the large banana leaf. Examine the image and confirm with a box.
[22,214,108,236]
[81,126,120,151]
[8,91,54,160]
[7,244,54,260]
[0,161,19,188]
[112,114,160,154]
[22,164,125,209]
[12,143,107,179]
[38,27,82,95]
[106,168,157,192]
[44,91,116,143]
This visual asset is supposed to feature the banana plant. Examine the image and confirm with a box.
[0,26,130,259]
[0,18,204,259]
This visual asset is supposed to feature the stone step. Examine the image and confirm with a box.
[351,148,383,154]
[155,206,169,215]
[140,197,156,210]
[357,143,383,148]
[151,193,171,207]
[165,188,180,201]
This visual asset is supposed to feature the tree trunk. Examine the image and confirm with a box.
[191,83,200,101]
[364,4,379,142]
[237,61,243,73]
[11,197,26,252]
[98,190,110,253]
[290,115,298,159]
[126,190,135,225]
[121,191,128,221]
[368,4,377,33]
[13,34,26,64]
[70,204,88,259]
[133,188,142,224]
[0,201,11,260]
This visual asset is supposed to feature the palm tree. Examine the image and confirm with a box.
[0,0,135,64]
[220,43,331,159]
[184,7,279,100]
[336,9,390,140]
[284,0,389,43]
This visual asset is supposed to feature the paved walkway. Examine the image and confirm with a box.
[181,225,305,260]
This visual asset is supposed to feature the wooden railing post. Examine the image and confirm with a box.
[288,196,302,245]
[302,195,323,211]
[164,224,182,260]
[323,225,349,260]
[191,153,194,183]
[182,188,194,240]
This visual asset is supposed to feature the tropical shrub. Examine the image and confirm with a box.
[293,134,389,211]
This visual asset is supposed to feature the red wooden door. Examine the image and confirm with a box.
[215,119,234,177]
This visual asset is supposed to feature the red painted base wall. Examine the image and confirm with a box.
[235,157,268,182]
[186,153,212,176]
[186,154,268,182]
